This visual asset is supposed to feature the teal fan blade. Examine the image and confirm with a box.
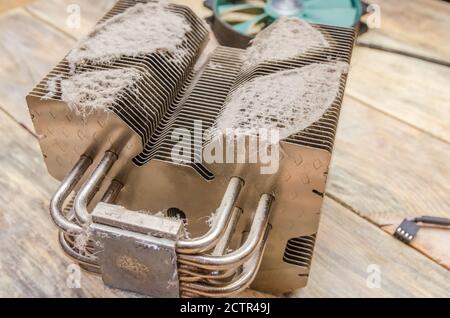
[299,7,358,27]
[215,0,363,35]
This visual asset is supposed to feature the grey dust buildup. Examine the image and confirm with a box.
[60,68,142,117]
[210,62,349,142]
[66,2,192,67]
[243,17,329,68]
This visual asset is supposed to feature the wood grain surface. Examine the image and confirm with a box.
[295,198,450,298]
[328,96,450,269]
[359,0,450,64]
[348,47,450,143]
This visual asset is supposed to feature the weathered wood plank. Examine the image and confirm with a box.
[327,96,450,269]
[0,110,131,297]
[360,0,450,64]
[294,198,450,298]
[0,0,447,298]
[0,8,74,130]
[382,222,450,271]
[26,0,117,40]
[347,46,450,143]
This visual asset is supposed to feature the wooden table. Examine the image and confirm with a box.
[0,0,449,297]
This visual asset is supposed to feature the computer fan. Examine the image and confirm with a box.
[207,0,364,47]
[26,0,357,298]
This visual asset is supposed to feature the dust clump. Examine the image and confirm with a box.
[210,62,348,142]
[42,75,63,100]
[74,230,92,255]
[67,2,192,67]
[60,68,141,117]
[53,1,191,117]
[205,211,217,228]
[243,17,329,68]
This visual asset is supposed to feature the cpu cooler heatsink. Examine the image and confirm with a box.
[26,0,356,297]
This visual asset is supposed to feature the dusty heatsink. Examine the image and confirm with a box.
[26,0,355,297]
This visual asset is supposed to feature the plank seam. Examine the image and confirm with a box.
[345,94,450,145]
[0,105,39,139]
[356,41,450,68]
